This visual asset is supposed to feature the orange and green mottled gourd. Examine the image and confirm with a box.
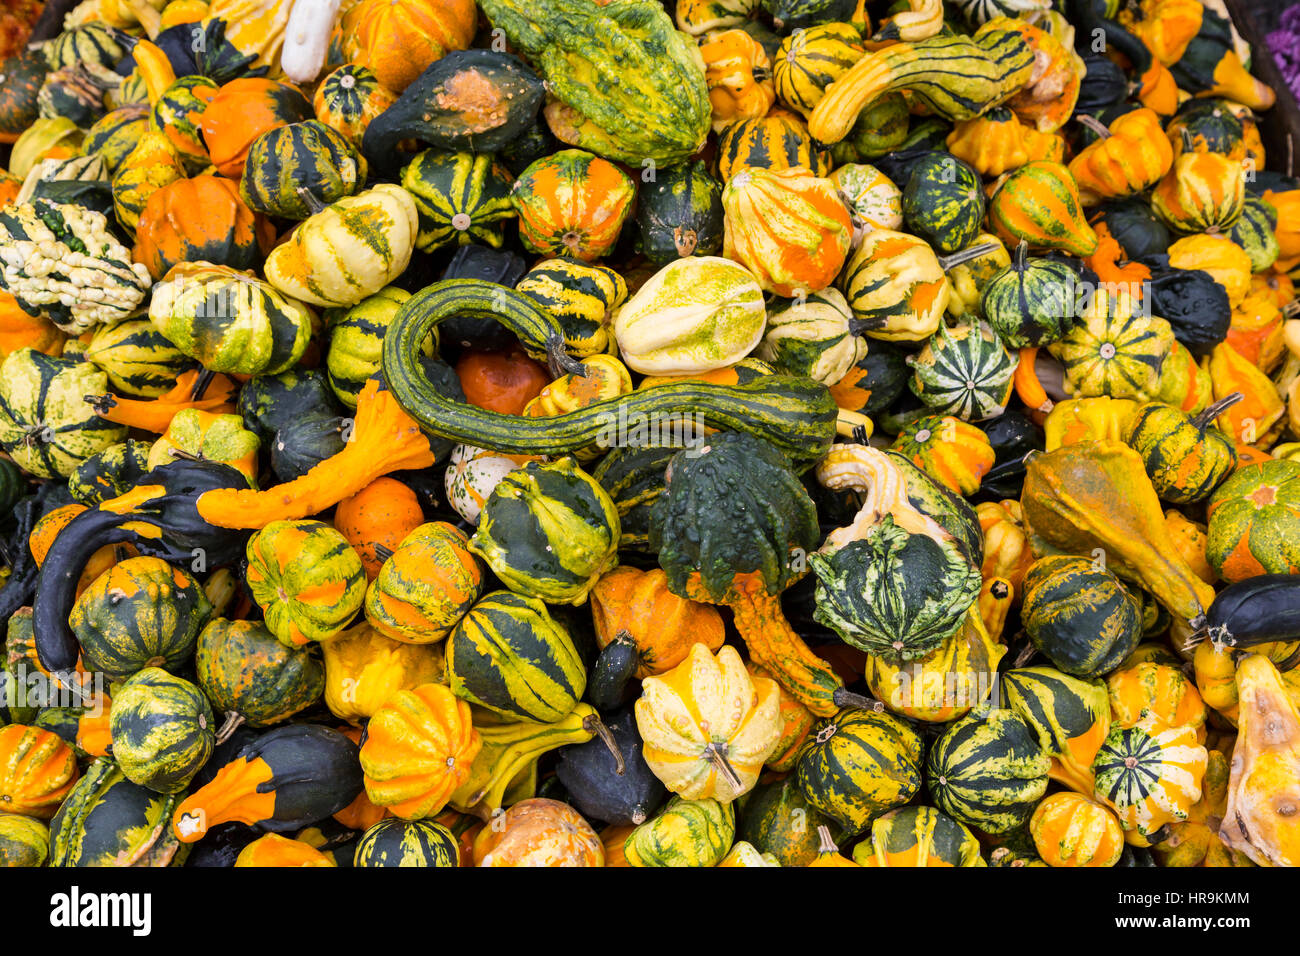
[1206,459,1300,583]
[245,519,367,647]
[1001,666,1111,796]
[0,726,79,818]
[721,166,853,297]
[195,618,325,730]
[320,621,445,724]
[1107,661,1207,733]
[838,229,950,342]
[1030,791,1124,866]
[1218,655,1300,866]
[852,806,986,866]
[110,129,187,232]
[634,643,782,803]
[1124,395,1243,505]
[891,415,995,495]
[359,682,480,820]
[365,522,482,644]
[700,29,775,132]
[988,160,1098,256]
[1020,441,1217,626]
[199,77,314,180]
[510,149,636,262]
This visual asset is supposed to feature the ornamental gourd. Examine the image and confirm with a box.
[927,708,1050,834]
[722,166,853,297]
[470,457,619,606]
[901,152,984,255]
[1049,295,1175,403]
[634,643,781,803]
[633,160,724,265]
[0,725,78,818]
[245,519,366,647]
[1151,145,1245,235]
[987,160,1098,257]
[312,64,396,150]
[757,289,867,385]
[700,29,775,131]
[240,120,367,221]
[892,415,995,495]
[1021,556,1142,679]
[510,149,635,262]
[320,621,446,724]
[195,618,325,731]
[838,229,949,342]
[365,522,481,645]
[1107,661,1206,734]
[359,682,481,820]
[353,818,461,867]
[1068,109,1173,204]
[1206,460,1300,583]
[342,0,477,94]
[146,408,260,485]
[83,318,193,399]
[613,257,766,375]
[199,78,314,179]
[623,795,735,867]
[1092,719,1207,836]
[980,242,1079,348]
[714,110,830,182]
[1125,395,1242,504]
[1003,665,1111,795]
[264,185,419,308]
[401,150,515,253]
[909,320,1017,421]
[474,797,604,866]
[773,21,865,117]
[830,163,903,236]
[1030,791,1124,866]
[49,759,184,866]
[108,667,214,794]
[852,806,986,867]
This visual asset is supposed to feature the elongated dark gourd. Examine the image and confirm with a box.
[33,460,249,674]
[1202,575,1300,649]
[381,280,839,468]
[172,724,362,843]
[588,632,640,712]
[0,494,49,621]
[1067,0,1151,76]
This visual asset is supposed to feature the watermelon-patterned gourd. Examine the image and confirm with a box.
[980,242,1079,348]
[108,668,215,794]
[909,320,1017,421]
[772,22,866,117]
[401,150,516,252]
[313,64,397,150]
[1091,720,1208,836]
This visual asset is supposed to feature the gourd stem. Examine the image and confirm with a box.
[1192,392,1244,430]
[816,825,840,855]
[191,367,216,401]
[372,543,395,563]
[215,711,245,745]
[703,742,743,791]
[581,713,626,776]
[832,687,883,712]
[1179,127,1194,152]
[1074,114,1112,139]
[545,333,588,380]
[673,226,699,258]
[937,241,1000,272]
[294,186,327,216]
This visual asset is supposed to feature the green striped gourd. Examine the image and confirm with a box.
[401,150,516,253]
[838,230,950,343]
[446,590,587,722]
[624,796,735,867]
[909,320,1017,421]
[1022,556,1142,679]
[365,522,483,644]
[82,106,150,177]
[68,556,213,682]
[1228,196,1279,273]
[0,813,49,866]
[0,349,128,478]
[1048,300,1176,402]
[795,707,924,832]
[381,280,839,468]
[240,120,366,220]
[84,317,195,398]
[195,618,325,728]
[773,21,865,117]
[633,160,724,265]
[470,457,620,605]
[108,668,215,794]
[1092,721,1207,836]
[902,152,985,254]
[37,66,107,128]
[39,22,125,71]
[148,261,315,376]
[245,519,366,647]
[852,805,987,866]
[151,76,219,174]
[590,444,675,550]
[926,708,1051,834]
[49,759,186,867]
[736,774,837,865]
[980,242,1079,348]
[516,258,628,359]
[757,289,867,384]
[325,286,420,409]
[1002,665,1111,794]
[354,818,460,867]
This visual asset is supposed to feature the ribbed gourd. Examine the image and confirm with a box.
[909,320,1017,421]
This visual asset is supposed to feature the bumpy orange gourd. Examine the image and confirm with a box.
[721,166,852,297]
[589,566,725,679]
[1068,109,1173,204]
[473,797,604,866]
[341,0,477,94]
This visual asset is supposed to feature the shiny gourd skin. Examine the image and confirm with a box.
[365,522,482,645]
[623,795,735,867]
[1030,791,1124,866]
[853,806,986,867]
[1021,556,1142,679]
[195,618,325,730]
[1124,394,1242,504]
[1091,719,1207,836]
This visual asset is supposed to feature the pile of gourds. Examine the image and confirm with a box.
[0,0,1299,869]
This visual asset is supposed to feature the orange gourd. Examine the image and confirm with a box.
[341,0,477,94]
[334,476,425,580]
[132,174,275,281]
[235,833,337,867]
[589,566,725,679]
[1068,109,1173,204]
[0,290,65,359]
[454,346,552,416]
[473,798,604,866]
[0,725,79,819]
[1030,791,1124,866]
[700,29,775,132]
[199,78,314,178]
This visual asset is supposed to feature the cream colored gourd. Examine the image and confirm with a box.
[612,257,766,375]
[279,0,343,83]
[635,643,782,803]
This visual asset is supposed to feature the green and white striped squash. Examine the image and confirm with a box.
[516,258,628,359]
[902,152,985,255]
[245,520,366,647]
[829,163,903,239]
[756,288,867,384]
[84,317,194,398]
[1092,721,1207,836]
[400,150,516,253]
[612,256,766,374]
[240,120,366,221]
[772,21,865,118]
[108,668,215,794]
[39,22,126,71]
[852,805,987,866]
[795,707,924,833]
[195,618,325,728]
[445,589,587,722]
[926,709,1051,834]
[14,153,107,206]
[470,457,620,606]
[82,105,150,177]
[365,522,483,645]
[148,261,315,376]
[980,244,1079,348]
[0,813,49,867]
[0,349,128,478]
[48,758,186,867]
[68,439,153,506]
[353,818,460,867]
[68,556,213,682]
[1228,196,1279,273]
[909,320,1017,421]
[624,795,735,867]
[325,286,423,408]
[1022,556,1142,679]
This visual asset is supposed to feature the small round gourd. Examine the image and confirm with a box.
[324,286,422,409]
[0,813,49,866]
[1021,556,1142,679]
[909,320,1017,421]
[475,797,604,867]
[852,806,986,867]
[244,519,366,647]
[0,725,78,818]
[108,667,214,794]
[195,618,325,729]
[401,149,515,252]
[443,443,523,525]
[1124,394,1242,504]
[515,258,627,359]
[1206,459,1300,583]
[902,152,985,254]
[240,120,366,220]
[365,522,482,644]
[354,818,460,866]
[891,415,995,495]
[1030,791,1124,866]
[980,242,1080,348]
[469,457,620,606]
[756,289,867,385]
[623,795,734,867]
[1091,721,1208,836]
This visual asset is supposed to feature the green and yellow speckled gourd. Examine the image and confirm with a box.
[108,667,215,794]
[195,618,325,733]
[623,795,735,867]
[1124,394,1243,504]
[852,806,987,867]
[1021,556,1143,679]
[354,818,461,867]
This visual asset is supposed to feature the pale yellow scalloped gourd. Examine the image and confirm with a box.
[634,643,781,803]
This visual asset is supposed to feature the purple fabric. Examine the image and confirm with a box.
[1269,4,1300,99]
